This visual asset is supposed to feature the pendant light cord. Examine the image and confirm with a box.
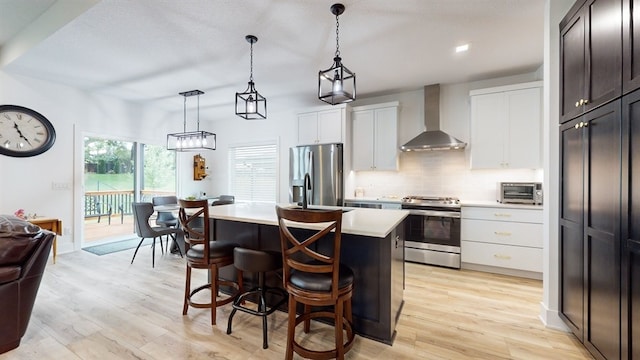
[183,95,187,133]
[335,13,340,57]
[249,40,254,82]
[196,93,200,131]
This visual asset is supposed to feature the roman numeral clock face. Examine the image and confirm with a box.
[0,105,56,157]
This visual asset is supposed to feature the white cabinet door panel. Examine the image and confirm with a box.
[506,87,542,168]
[298,112,318,145]
[461,241,543,272]
[471,93,506,168]
[373,107,398,171]
[461,219,542,248]
[352,110,375,170]
[462,207,543,223]
[317,109,343,144]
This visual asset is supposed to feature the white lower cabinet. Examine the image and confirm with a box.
[461,206,542,276]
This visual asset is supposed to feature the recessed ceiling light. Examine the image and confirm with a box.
[456,44,470,53]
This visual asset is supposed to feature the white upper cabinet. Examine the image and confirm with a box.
[352,102,399,171]
[297,105,346,145]
[470,81,542,169]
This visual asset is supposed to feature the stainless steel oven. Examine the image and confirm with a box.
[401,196,461,269]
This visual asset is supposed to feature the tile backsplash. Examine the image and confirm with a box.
[350,150,542,201]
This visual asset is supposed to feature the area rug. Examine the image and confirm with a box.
[83,237,153,256]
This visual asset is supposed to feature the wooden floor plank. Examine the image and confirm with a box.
[0,247,593,359]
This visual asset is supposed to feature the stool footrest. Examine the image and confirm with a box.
[292,311,355,360]
[231,287,287,316]
[186,280,240,309]
[226,285,288,349]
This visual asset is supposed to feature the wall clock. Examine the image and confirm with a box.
[0,105,56,157]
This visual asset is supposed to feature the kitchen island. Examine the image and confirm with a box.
[207,202,408,344]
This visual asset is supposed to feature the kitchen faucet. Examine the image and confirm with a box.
[302,173,311,209]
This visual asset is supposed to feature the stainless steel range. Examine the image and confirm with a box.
[401,196,461,269]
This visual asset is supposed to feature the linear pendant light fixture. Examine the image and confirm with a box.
[318,3,356,105]
[236,35,267,119]
[167,90,216,151]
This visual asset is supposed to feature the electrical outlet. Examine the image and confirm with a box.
[52,182,71,190]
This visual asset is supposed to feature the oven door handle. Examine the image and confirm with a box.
[404,209,461,218]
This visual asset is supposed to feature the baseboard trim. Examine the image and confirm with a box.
[461,262,542,280]
[539,301,570,331]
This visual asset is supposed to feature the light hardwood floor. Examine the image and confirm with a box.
[1,247,593,360]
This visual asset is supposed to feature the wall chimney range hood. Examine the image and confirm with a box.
[400,84,467,151]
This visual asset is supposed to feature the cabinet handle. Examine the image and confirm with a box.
[493,254,512,260]
[583,99,589,105]
[583,121,589,127]
[493,213,511,217]
[395,235,400,248]
[575,100,580,108]
[494,231,512,236]
[574,123,580,129]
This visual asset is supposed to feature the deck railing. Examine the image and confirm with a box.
[84,190,176,219]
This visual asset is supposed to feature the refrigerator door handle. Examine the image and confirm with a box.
[307,150,313,206]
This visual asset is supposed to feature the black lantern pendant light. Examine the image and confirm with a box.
[167,90,216,151]
[318,3,356,105]
[236,35,267,120]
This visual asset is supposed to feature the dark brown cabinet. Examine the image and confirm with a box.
[560,0,622,123]
[623,0,640,93]
[559,100,621,360]
[621,88,640,359]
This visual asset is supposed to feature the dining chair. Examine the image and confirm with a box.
[131,202,182,268]
[152,195,179,250]
[178,199,242,325]
[275,205,355,360]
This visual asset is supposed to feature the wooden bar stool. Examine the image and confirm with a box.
[226,247,288,349]
[178,199,242,325]
[275,205,355,360]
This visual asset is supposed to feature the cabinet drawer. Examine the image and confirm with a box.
[461,241,542,272]
[461,219,542,248]
[462,207,542,223]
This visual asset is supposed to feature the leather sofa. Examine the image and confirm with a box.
[0,215,55,354]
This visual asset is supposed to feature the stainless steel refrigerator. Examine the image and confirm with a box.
[289,143,343,207]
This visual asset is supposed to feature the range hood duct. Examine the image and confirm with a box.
[400,84,467,151]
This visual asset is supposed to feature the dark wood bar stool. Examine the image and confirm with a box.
[178,199,242,325]
[226,247,288,349]
[275,206,355,360]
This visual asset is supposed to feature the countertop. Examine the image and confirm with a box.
[460,200,544,210]
[208,202,409,238]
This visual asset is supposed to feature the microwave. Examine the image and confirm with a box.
[498,182,543,205]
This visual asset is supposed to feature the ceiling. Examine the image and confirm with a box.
[0,0,545,118]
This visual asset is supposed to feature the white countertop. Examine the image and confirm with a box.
[208,202,409,238]
[460,200,544,210]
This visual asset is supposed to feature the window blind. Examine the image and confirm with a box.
[228,143,277,202]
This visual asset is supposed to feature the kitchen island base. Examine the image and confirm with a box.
[214,218,405,345]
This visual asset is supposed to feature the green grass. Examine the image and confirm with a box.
[84,173,175,192]
[85,173,134,191]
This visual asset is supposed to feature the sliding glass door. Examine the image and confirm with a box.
[83,136,175,245]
